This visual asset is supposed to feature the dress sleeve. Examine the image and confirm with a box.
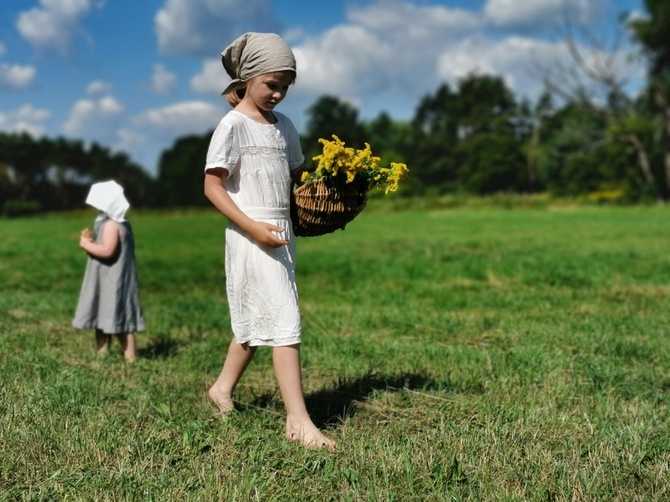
[284,116,305,172]
[205,118,240,176]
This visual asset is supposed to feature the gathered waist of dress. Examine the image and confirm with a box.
[244,207,291,220]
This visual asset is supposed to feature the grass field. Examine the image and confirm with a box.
[1,203,669,500]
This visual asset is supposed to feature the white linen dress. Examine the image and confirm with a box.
[205,110,305,347]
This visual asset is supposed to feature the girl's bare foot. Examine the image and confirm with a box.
[118,333,136,363]
[96,331,111,356]
[286,418,336,450]
[208,386,235,414]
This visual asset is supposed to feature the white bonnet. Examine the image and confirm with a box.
[85,180,130,222]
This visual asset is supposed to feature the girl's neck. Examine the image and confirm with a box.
[234,100,276,124]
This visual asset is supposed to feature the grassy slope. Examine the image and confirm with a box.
[1,205,669,500]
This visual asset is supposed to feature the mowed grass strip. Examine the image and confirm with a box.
[1,204,669,500]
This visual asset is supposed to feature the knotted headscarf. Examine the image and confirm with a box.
[221,32,296,96]
[85,180,130,223]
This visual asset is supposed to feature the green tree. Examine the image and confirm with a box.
[155,133,212,207]
[451,74,527,193]
[456,134,527,194]
[629,0,670,199]
[48,137,90,211]
[534,102,641,199]
[536,1,668,200]
[0,133,51,208]
[452,73,518,137]
[0,133,155,215]
[409,83,459,191]
[301,96,366,163]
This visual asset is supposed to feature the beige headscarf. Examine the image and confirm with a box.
[221,32,296,96]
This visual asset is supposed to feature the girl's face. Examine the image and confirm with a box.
[245,71,294,113]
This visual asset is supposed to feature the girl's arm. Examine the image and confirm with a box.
[80,220,121,259]
[204,168,289,248]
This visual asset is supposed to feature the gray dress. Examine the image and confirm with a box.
[72,217,145,334]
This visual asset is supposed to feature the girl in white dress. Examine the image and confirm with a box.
[204,32,334,450]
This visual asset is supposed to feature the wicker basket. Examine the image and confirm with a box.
[291,178,367,237]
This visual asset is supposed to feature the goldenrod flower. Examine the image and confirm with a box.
[303,134,409,194]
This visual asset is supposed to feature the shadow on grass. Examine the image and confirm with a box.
[247,371,447,428]
[137,333,180,359]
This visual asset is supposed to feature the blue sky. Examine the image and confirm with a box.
[0,0,645,175]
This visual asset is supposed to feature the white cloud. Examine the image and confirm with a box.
[279,0,638,122]
[0,63,37,90]
[436,36,565,98]
[63,95,124,140]
[16,0,103,56]
[113,128,148,158]
[115,128,147,150]
[348,0,481,35]
[190,59,225,95]
[155,0,282,57]
[290,1,483,104]
[132,101,222,137]
[293,26,394,97]
[484,0,597,28]
[86,80,112,96]
[0,104,50,136]
[110,128,153,171]
[434,32,644,104]
[149,64,177,94]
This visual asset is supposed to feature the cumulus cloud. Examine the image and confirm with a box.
[0,63,37,90]
[190,59,225,95]
[63,94,124,141]
[290,1,482,105]
[0,104,50,136]
[86,80,112,96]
[278,0,637,120]
[436,36,564,98]
[112,128,148,159]
[115,128,147,150]
[434,32,644,105]
[348,0,481,35]
[294,26,394,97]
[155,0,282,57]
[149,64,177,94]
[132,101,222,137]
[484,0,597,29]
[16,0,103,56]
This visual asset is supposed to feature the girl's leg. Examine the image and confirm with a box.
[117,333,136,362]
[273,344,335,450]
[208,339,257,413]
[96,329,111,355]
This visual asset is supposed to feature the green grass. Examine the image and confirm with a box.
[1,204,669,500]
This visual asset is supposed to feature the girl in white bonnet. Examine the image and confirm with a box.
[204,32,335,449]
[73,180,144,362]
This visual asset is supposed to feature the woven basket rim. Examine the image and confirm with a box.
[291,179,366,237]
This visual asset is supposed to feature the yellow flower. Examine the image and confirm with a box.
[302,135,409,194]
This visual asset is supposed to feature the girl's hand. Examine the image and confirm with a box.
[79,229,94,248]
[249,221,290,248]
[79,220,120,258]
[80,236,93,248]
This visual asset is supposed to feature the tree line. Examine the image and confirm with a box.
[1,0,667,216]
